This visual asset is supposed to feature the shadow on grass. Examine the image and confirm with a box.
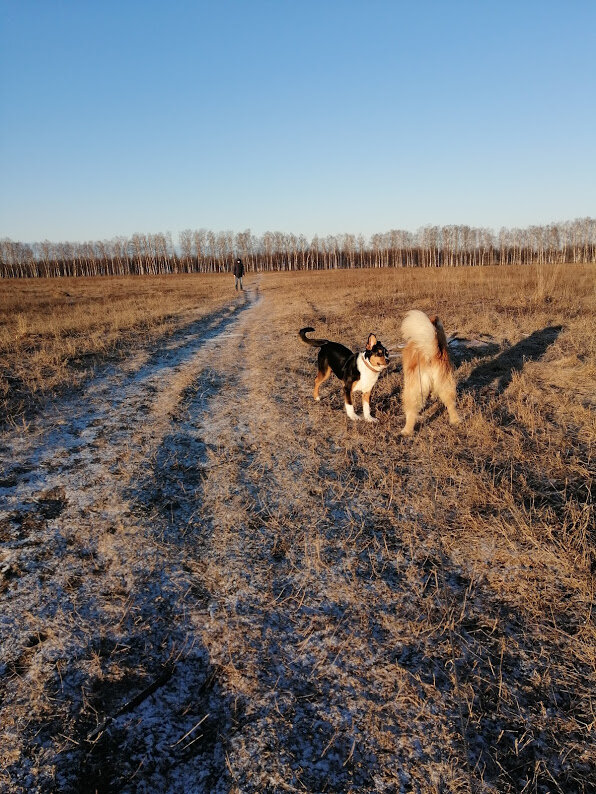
[461,325,563,396]
[129,366,222,538]
[76,652,231,794]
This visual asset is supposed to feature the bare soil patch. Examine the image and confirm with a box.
[0,265,594,793]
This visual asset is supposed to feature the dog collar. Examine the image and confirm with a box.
[361,353,385,373]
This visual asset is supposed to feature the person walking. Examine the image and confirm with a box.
[233,257,244,291]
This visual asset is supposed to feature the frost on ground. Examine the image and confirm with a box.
[1,275,594,794]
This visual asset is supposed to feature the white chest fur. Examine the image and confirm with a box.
[353,353,381,393]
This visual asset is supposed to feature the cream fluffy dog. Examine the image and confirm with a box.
[400,310,460,435]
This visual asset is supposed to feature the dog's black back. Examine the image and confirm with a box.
[299,328,357,383]
[299,327,387,387]
[319,341,358,382]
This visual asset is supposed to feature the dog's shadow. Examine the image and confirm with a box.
[459,325,563,396]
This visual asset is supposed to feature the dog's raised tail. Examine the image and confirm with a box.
[299,327,328,347]
[400,310,441,360]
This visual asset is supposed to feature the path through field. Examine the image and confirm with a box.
[1,276,594,794]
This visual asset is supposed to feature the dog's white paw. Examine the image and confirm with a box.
[314,396,321,402]
[364,416,378,423]
[345,405,359,420]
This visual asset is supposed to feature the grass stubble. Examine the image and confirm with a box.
[0,264,594,793]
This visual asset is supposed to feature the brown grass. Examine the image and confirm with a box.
[0,273,236,424]
[212,262,595,791]
[0,263,594,793]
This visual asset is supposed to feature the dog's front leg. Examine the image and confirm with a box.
[362,391,377,422]
[344,382,360,421]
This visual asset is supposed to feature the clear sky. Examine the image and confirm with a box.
[1,0,594,243]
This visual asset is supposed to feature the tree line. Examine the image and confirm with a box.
[1,218,594,278]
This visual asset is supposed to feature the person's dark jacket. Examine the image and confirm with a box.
[233,259,244,278]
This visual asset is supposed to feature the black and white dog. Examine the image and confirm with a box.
[299,327,389,422]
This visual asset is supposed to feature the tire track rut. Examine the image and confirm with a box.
[0,287,260,793]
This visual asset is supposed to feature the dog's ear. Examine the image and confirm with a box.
[366,333,378,349]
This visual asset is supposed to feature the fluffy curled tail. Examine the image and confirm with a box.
[299,327,328,347]
[400,310,445,360]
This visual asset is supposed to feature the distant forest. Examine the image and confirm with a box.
[1,218,595,277]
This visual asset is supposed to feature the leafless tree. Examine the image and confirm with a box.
[2,218,595,278]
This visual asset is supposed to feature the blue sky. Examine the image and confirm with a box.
[1,0,594,243]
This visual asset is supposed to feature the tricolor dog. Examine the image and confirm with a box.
[299,327,389,422]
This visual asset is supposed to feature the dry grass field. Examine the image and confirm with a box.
[0,264,594,793]
[0,274,234,425]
